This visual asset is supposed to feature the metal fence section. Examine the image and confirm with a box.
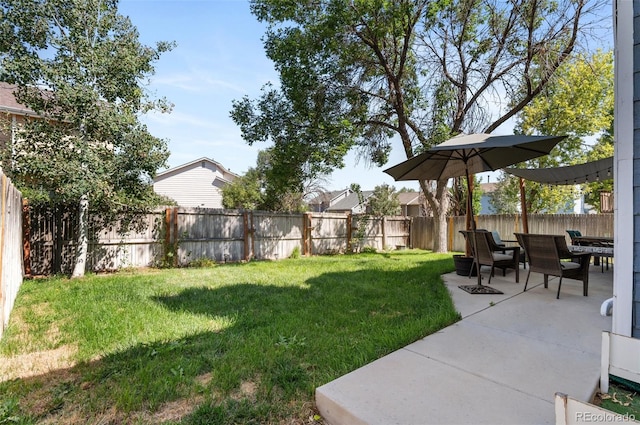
[0,172,23,338]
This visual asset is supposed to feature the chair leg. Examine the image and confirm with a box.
[584,275,589,297]
[556,277,563,299]
[488,266,494,284]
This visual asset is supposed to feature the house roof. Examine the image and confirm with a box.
[309,189,352,205]
[479,182,497,193]
[326,191,374,211]
[0,82,35,115]
[154,157,239,181]
[397,192,421,205]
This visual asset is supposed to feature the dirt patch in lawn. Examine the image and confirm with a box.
[0,343,77,382]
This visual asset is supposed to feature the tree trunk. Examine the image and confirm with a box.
[421,179,450,253]
[71,195,89,278]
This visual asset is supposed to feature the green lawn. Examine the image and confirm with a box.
[0,250,459,424]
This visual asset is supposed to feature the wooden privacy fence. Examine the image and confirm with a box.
[0,171,23,339]
[25,207,412,274]
[410,213,614,253]
[153,209,411,266]
[24,205,614,275]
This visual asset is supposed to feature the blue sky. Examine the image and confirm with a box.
[119,0,419,192]
[119,1,611,192]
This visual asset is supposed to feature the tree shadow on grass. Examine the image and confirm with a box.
[0,256,458,424]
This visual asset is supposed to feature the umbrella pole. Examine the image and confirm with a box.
[519,177,529,233]
[465,168,475,231]
[464,168,475,260]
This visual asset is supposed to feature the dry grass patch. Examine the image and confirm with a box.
[0,344,77,381]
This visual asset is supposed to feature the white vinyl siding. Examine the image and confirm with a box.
[154,160,234,208]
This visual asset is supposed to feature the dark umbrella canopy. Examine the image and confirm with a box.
[383,133,565,294]
[383,132,566,237]
[384,133,567,181]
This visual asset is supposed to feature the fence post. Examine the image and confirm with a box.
[243,211,253,261]
[163,207,179,267]
[347,213,352,252]
[22,199,31,277]
[381,216,387,250]
[303,212,312,256]
[53,206,62,274]
[164,207,171,262]
[173,208,178,266]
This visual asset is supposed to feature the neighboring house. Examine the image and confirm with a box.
[397,191,423,217]
[308,189,353,212]
[325,190,374,214]
[0,82,38,149]
[479,180,584,214]
[614,0,636,338]
[478,182,497,215]
[153,158,238,208]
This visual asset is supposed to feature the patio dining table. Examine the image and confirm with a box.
[569,235,614,271]
[572,235,614,246]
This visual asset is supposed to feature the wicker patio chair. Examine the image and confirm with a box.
[491,230,526,269]
[566,229,582,245]
[472,230,520,285]
[515,233,591,299]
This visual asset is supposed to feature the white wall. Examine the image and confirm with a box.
[154,160,228,208]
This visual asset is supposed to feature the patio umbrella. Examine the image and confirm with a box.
[384,133,566,223]
[383,133,566,294]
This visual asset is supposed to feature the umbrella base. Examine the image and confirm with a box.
[458,284,503,295]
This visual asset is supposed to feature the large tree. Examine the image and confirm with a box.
[236,0,606,252]
[0,0,174,276]
[490,50,614,214]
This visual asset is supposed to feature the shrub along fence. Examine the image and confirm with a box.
[23,205,614,276]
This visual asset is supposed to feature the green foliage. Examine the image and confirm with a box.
[583,122,614,212]
[0,0,174,212]
[488,178,520,214]
[367,184,400,217]
[242,0,604,250]
[491,50,614,214]
[289,246,301,259]
[222,167,264,210]
[449,176,482,216]
[0,252,459,423]
[231,86,350,211]
[189,257,218,268]
[599,382,640,419]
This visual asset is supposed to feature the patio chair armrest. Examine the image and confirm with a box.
[500,245,520,259]
[567,252,592,267]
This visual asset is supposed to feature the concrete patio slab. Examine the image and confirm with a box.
[316,264,613,425]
